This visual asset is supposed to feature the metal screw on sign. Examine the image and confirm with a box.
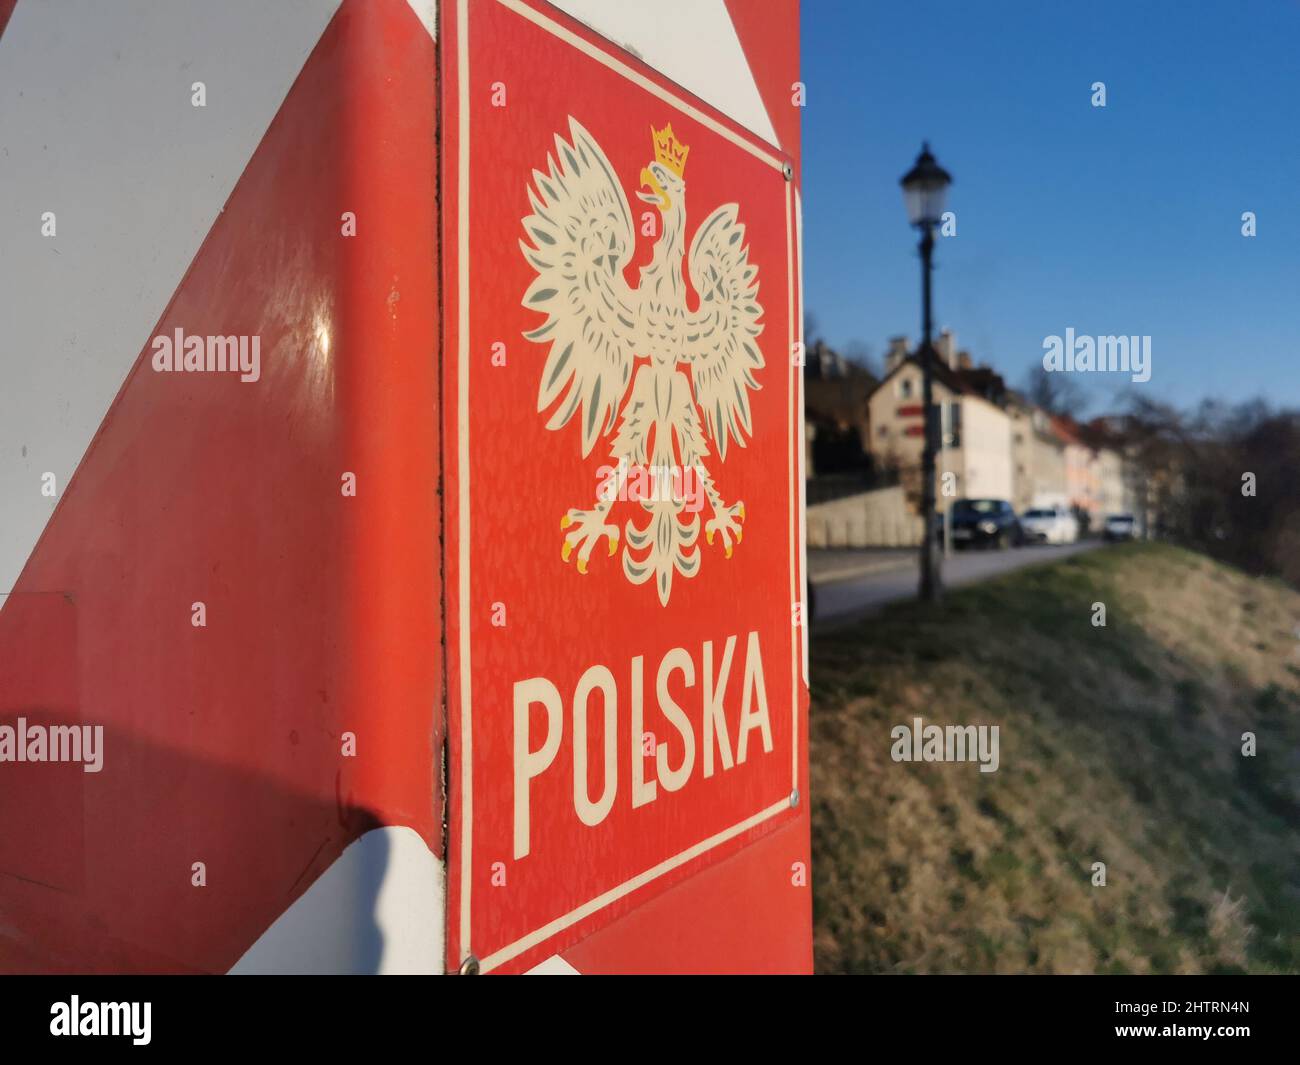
[458,954,481,976]
[782,162,794,182]
[789,788,800,808]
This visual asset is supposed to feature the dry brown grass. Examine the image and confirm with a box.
[810,543,1300,973]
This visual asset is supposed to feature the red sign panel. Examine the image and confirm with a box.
[441,0,806,973]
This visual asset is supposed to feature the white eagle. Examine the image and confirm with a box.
[520,117,765,606]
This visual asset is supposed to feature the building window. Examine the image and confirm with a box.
[898,377,914,399]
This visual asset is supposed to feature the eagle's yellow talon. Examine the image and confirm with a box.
[577,558,588,574]
[735,529,742,544]
[706,529,714,545]
[562,541,572,562]
[737,504,745,520]
[560,514,572,530]
[725,544,733,559]
[608,537,618,556]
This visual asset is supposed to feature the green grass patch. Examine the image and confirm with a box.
[811,543,1300,973]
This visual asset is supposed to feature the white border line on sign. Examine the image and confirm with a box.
[457,0,474,962]
[795,190,809,686]
[458,0,801,973]
[482,798,791,972]
[786,180,798,793]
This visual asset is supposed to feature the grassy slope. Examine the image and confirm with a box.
[811,543,1300,973]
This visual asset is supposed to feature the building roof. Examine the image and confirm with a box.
[953,364,1012,405]
[1049,414,1087,447]
[868,349,1022,414]
[869,352,974,401]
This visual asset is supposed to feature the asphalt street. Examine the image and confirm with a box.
[811,540,1104,627]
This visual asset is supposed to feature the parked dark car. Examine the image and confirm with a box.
[942,498,1023,549]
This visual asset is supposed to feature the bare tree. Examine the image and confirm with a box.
[1021,364,1088,417]
[1115,393,1300,587]
[803,311,821,347]
[841,338,880,379]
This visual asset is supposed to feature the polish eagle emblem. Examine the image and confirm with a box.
[520,118,765,606]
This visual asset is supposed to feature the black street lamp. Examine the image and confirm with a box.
[900,142,952,603]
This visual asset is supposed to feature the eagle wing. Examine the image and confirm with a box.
[521,118,641,458]
[684,204,764,460]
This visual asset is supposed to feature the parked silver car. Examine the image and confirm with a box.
[1020,505,1079,545]
[1104,513,1137,541]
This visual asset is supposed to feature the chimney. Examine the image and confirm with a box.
[885,335,909,374]
[936,329,958,370]
[957,350,973,370]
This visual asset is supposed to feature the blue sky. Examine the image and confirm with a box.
[800,0,1300,413]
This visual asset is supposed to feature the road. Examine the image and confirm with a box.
[810,540,1103,626]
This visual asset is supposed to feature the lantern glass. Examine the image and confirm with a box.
[900,144,952,227]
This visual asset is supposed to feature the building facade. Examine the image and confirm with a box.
[857,334,1142,534]
[1009,400,1067,512]
[868,333,1014,507]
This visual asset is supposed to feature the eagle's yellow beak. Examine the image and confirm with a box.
[638,166,671,211]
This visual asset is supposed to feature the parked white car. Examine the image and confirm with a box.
[1104,513,1138,541]
[1020,505,1079,545]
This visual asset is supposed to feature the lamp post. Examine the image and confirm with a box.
[900,142,952,603]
